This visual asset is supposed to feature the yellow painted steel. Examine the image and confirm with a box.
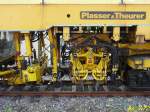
[0,70,16,76]
[128,57,150,70]
[38,34,45,61]
[24,33,32,56]
[45,0,150,4]
[71,47,110,82]
[1,0,150,4]
[63,27,70,41]
[112,27,120,41]
[0,4,149,31]
[7,54,48,85]
[14,32,21,68]
[119,43,150,50]
[46,0,120,4]
[7,64,41,85]
[136,26,150,40]
[118,43,150,56]
[22,64,42,83]
[1,32,48,84]
[1,0,150,85]
[48,29,58,81]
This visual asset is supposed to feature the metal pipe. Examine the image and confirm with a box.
[0,70,16,76]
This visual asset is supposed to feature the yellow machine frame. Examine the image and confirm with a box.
[0,2,150,84]
[71,47,110,82]
[0,32,48,85]
[0,4,149,31]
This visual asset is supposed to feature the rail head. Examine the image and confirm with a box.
[0,91,149,97]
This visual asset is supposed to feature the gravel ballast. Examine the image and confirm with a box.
[0,96,150,112]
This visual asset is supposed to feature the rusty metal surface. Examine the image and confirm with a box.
[0,91,149,96]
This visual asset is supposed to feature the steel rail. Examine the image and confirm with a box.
[0,91,149,96]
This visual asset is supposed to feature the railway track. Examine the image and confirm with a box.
[0,91,150,96]
[0,83,149,96]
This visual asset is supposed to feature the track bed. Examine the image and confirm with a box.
[0,82,149,96]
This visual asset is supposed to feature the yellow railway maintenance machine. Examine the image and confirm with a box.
[0,0,150,88]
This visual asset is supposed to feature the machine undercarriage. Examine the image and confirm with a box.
[0,26,150,90]
[0,1,150,91]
